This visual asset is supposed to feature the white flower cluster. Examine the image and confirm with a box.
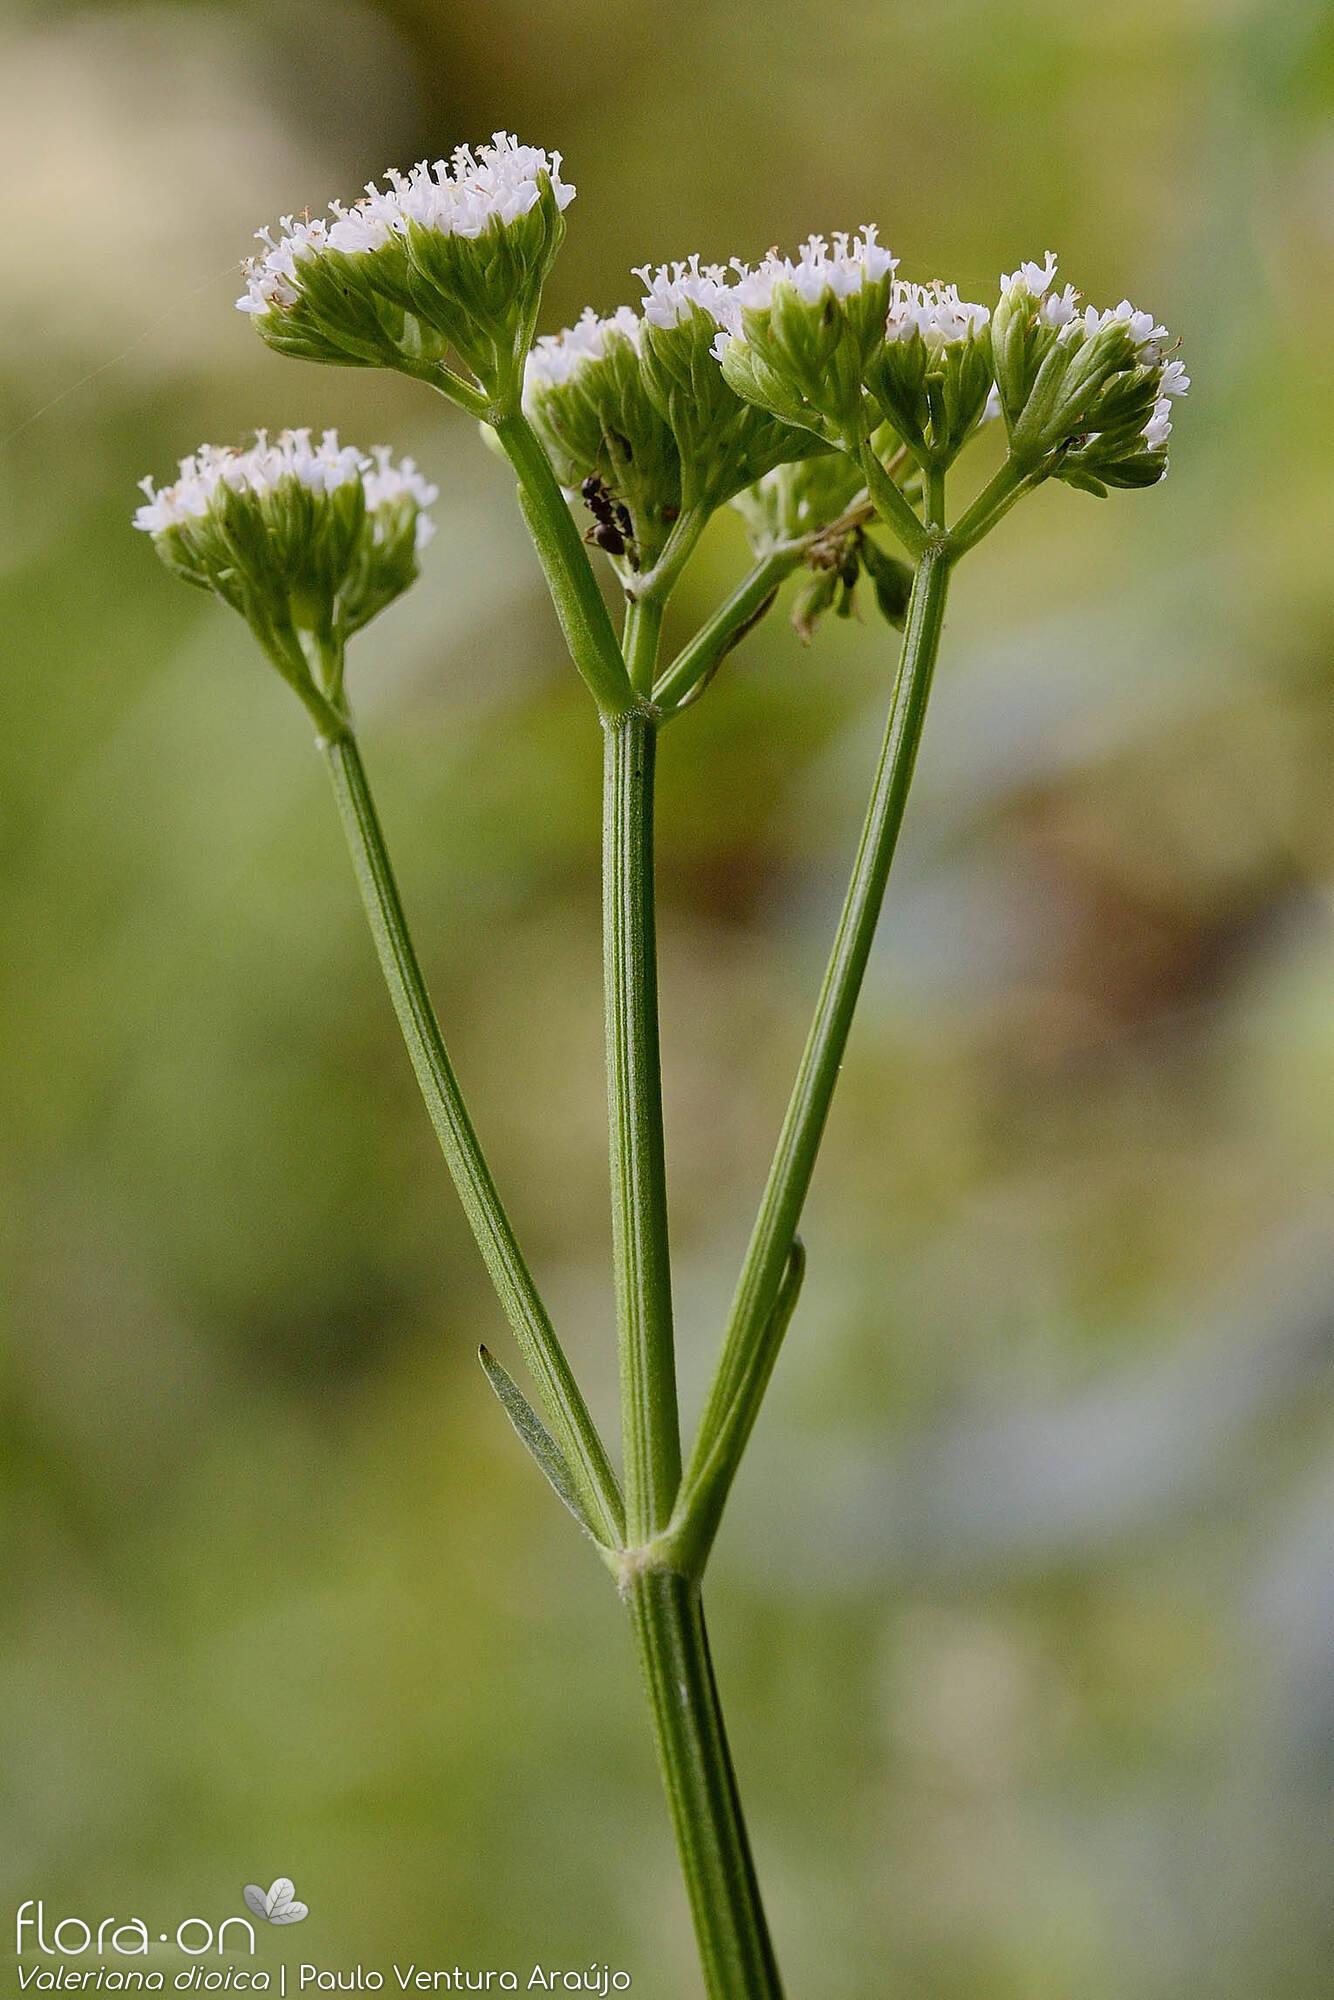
[239,216,333,316]
[701,229,897,358]
[635,256,732,331]
[362,446,441,547]
[1003,252,1190,450]
[134,430,438,546]
[727,228,897,314]
[1066,299,1169,360]
[886,279,990,348]
[238,134,574,316]
[1138,358,1190,453]
[526,305,641,392]
[1001,252,1079,329]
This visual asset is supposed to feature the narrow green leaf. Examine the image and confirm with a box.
[478,1346,600,1539]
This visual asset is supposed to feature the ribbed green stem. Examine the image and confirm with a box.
[681,547,952,1513]
[322,732,624,1547]
[603,709,681,1544]
[627,1569,784,2000]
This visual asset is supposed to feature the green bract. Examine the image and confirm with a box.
[133,431,437,734]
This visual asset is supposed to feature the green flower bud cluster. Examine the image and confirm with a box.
[991,254,1189,493]
[633,259,833,511]
[520,270,834,581]
[227,131,1189,601]
[787,526,914,644]
[134,431,436,733]
[713,230,899,442]
[237,135,574,409]
[863,283,995,470]
[730,434,898,557]
[711,241,1187,505]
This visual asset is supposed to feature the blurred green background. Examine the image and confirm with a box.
[3,0,1334,1993]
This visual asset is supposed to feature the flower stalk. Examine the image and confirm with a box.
[671,546,952,1575]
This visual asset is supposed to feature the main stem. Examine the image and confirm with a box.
[322,730,624,1547]
[627,1568,785,2000]
[681,547,952,1509]
[605,626,783,1996]
[603,702,680,1541]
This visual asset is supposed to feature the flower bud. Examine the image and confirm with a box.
[863,281,994,468]
[713,230,898,442]
[238,135,574,408]
[134,430,437,731]
[522,307,682,572]
[634,258,830,509]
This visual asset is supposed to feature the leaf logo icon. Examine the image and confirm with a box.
[243,1880,309,1925]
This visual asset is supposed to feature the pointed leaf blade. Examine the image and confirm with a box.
[478,1347,597,1538]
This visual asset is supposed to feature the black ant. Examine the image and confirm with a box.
[580,475,639,570]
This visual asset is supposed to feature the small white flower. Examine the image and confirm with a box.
[738,228,896,311]
[237,134,574,315]
[1000,254,1081,329]
[886,279,990,348]
[237,216,333,315]
[525,306,642,392]
[1001,251,1060,295]
[1159,358,1190,398]
[1142,397,1174,451]
[1039,284,1080,329]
